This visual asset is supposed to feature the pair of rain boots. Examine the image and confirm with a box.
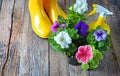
[28,0,67,38]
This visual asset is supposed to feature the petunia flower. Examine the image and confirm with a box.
[94,29,107,41]
[50,21,66,32]
[54,31,72,49]
[61,24,66,29]
[50,21,60,32]
[74,0,88,14]
[75,45,93,64]
[74,20,88,36]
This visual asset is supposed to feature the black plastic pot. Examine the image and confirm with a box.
[67,57,80,66]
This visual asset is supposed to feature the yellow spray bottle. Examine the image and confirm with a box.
[87,4,113,34]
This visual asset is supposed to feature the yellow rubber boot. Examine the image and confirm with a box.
[43,0,67,23]
[28,0,52,38]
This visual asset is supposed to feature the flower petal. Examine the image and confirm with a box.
[75,45,93,64]
[74,20,88,36]
[54,31,71,49]
[78,46,85,53]
[94,29,107,41]
[61,24,66,29]
[73,0,88,14]
[51,21,60,32]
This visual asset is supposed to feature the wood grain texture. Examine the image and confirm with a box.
[3,0,25,75]
[2,0,49,76]
[87,0,120,76]
[0,0,3,9]
[50,48,69,76]
[69,65,89,76]
[89,48,120,76]
[0,0,15,75]
[107,0,120,68]
[0,0,120,76]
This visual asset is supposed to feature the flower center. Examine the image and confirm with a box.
[60,37,65,42]
[82,52,87,56]
[55,25,59,28]
[97,32,103,36]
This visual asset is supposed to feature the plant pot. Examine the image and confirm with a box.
[67,57,80,66]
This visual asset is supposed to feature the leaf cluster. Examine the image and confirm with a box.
[48,12,86,57]
[87,27,111,54]
[81,45,103,70]
[48,10,111,70]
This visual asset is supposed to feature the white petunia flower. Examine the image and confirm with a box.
[73,0,88,14]
[54,31,72,49]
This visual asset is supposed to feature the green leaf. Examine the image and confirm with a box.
[89,35,95,40]
[65,43,77,57]
[90,45,97,54]
[57,26,63,31]
[98,41,105,48]
[49,32,56,37]
[73,33,79,39]
[91,40,96,45]
[96,26,102,29]
[87,32,96,45]
[81,64,89,70]
[70,43,77,53]
[67,28,78,39]
[89,60,99,69]
[66,52,72,56]
[67,10,87,26]
[105,36,111,47]
[88,60,92,63]
[51,43,59,51]
[98,47,108,54]
[94,51,103,60]
[58,16,66,24]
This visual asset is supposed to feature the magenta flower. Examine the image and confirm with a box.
[50,21,60,32]
[50,21,66,32]
[61,24,66,29]
[75,45,93,64]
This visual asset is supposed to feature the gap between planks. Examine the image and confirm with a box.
[1,0,15,76]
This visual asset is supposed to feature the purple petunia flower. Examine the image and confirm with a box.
[50,21,60,32]
[74,20,89,36]
[94,29,107,41]
[50,21,66,32]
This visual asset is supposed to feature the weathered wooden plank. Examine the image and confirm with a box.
[2,0,25,76]
[66,0,88,75]
[0,0,119,76]
[89,48,120,76]
[69,65,89,76]
[63,0,89,76]
[107,0,120,68]
[49,48,69,76]
[2,0,49,76]
[0,0,3,9]
[49,1,86,76]
[67,0,120,76]
[87,0,120,76]
[0,0,15,75]
[49,1,70,76]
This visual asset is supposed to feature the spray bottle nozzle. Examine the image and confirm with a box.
[87,4,113,17]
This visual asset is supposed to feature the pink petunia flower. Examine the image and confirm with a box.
[50,21,66,32]
[75,45,93,64]
[50,21,60,32]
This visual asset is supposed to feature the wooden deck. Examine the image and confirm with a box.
[0,0,120,76]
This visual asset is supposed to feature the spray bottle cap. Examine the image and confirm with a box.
[87,4,113,17]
